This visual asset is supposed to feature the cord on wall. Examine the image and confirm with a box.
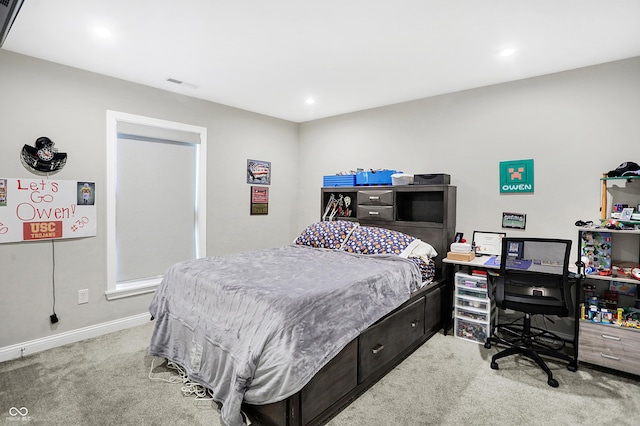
[50,239,58,324]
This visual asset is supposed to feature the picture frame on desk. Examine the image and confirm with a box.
[472,231,506,256]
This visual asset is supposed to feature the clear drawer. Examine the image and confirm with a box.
[456,307,490,322]
[454,317,490,344]
[455,297,488,311]
[456,286,488,300]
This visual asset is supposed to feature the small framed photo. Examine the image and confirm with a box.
[247,159,271,185]
[250,186,269,215]
[620,207,634,221]
[502,212,526,230]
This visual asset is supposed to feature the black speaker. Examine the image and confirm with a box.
[413,174,451,185]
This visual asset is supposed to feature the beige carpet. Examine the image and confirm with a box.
[1,321,638,425]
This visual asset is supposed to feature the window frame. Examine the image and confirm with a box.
[105,110,207,300]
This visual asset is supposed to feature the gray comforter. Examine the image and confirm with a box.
[148,244,422,426]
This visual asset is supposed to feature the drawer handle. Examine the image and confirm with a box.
[411,320,420,328]
[600,353,620,361]
[368,211,380,216]
[368,196,380,201]
[601,334,621,341]
[372,344,385,354]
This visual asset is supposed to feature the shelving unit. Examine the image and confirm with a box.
[576,173,640,376]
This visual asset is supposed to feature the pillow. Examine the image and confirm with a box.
[294,220,358,250]
[408,256,436,286]
[342,226,416,255]
[405,239,438,259]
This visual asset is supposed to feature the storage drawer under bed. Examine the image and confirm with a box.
[358,297,426,381]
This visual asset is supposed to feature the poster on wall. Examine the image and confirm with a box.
[0,178,97,243]
[499,159,534,194]
[247,159,271,185]
[250,186,269,215]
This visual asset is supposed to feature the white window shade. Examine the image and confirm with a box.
[115,135,197,282]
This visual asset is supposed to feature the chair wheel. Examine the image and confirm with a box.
[547,378,559,388]
[567,363,577,372]
[490,361,499,370]
[484,342,491,349]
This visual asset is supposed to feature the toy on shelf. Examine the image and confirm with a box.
[580,231,612,275]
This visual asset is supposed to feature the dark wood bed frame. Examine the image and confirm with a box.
[242,278,446,426]
[243,184,456,425]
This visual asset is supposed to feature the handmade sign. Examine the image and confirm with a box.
[0,178,96,243]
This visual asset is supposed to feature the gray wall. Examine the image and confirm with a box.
[0,50,299,347]
[2,49,639,349]
[297,57,640,338]
[298,57,640,248]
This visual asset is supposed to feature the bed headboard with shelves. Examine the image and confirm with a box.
[321,184,456,277]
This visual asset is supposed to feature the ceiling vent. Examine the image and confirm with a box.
[166,77,199,90]
[0,0,24,47]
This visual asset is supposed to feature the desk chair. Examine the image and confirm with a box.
[484,237,578,387]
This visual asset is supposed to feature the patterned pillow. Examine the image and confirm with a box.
[342,226,416,255]
[408,256,436,284]
[294,221,358,250]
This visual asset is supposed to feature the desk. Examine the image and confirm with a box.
[443,255,580,369]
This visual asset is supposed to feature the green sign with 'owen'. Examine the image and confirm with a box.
[500,159,534,193]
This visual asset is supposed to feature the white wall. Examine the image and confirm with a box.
[0,50,299,348]
[298,57,640,252]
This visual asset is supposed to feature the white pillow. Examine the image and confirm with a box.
[400,239,438,259]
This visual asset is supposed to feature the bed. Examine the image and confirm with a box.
[149,221,447,426]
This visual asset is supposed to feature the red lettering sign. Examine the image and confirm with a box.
[22,221,63,240]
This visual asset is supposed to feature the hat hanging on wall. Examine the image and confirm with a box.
[607,161,640,177]
[20,137,67,175]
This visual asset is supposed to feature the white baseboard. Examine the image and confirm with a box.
[0,312,152,363]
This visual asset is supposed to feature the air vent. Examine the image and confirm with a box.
[165,77,199,90]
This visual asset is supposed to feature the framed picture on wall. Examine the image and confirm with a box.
[250,186,269,215]
[247,159,271,185]
[502,212,526,230]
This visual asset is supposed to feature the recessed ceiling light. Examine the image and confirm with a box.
[94,27,112,38]
[499,48,516,57]
[305,98,315,105]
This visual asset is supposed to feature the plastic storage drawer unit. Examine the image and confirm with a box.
[453,272,495,344]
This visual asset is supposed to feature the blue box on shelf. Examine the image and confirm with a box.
[323,175,356,187]
[355,170,397,186]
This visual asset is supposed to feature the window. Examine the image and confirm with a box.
[105,111,207,300]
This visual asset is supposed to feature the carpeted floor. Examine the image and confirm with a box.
[1,321,639,425]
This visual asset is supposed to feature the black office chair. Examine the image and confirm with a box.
[484,237,578,387]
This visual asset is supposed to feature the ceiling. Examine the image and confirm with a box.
[4,0,640,123]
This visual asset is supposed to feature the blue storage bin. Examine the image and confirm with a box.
[323,175,356,187]
[355,170,397,186]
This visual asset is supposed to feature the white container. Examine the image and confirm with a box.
[391,173,414,186]
[454,272,495,344]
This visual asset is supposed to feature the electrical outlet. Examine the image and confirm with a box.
[78,289,89,304]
